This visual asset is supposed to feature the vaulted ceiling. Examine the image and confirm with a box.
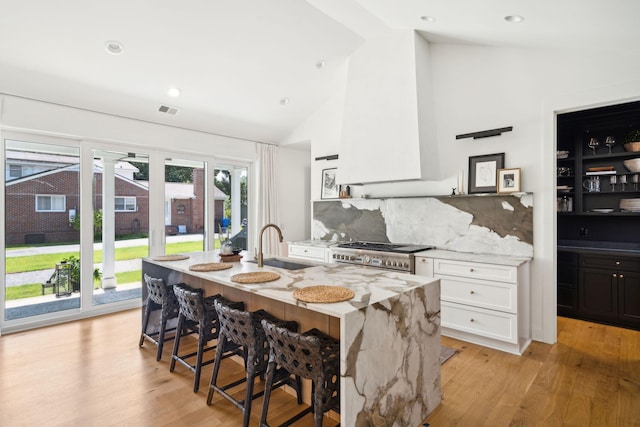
[1,0,638,143]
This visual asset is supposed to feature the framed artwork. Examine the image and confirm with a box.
[321,168,339,199]
[498,168,521,193]
[468,153,505,194]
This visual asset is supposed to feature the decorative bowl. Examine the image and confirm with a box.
[624,142,640,152]
[623,158,640,173]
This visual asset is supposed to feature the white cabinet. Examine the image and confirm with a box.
[288,244,329,263]
[433,258,531,355]
[415,256,434,277]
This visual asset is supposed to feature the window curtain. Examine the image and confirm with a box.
[256,143,280,255]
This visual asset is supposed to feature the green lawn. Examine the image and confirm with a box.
[4,239,214,301]
[6,240,207,274]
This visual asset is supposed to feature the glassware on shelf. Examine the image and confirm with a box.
[632,174,638,191]
[620,174,627,191]
[604,136,616,154]
[610,175,617,191]
[588,137,600,155]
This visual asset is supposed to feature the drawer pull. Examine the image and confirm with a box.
[469,318,475,322]
[304,249,308,253]
[613,273,617,278]
[616,261,620,265]
[469,268,475,272]
[620,274,624,279]
[469,290,475,295]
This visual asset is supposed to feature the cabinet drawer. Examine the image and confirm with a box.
[288,245,326,262]
[579,254,640,272]
[442,301,518,344]
[434,259,517,283]
[437,275,517,314]
[414,256,433,277]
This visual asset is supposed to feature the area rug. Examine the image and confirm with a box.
[440,346,458,365]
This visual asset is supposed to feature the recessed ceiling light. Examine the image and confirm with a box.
[504,15,524,23]
[105,40,124,55]
[315,60,326,69]
[167,87,181,97]
[420,16,436,22]
[280,98,290,106]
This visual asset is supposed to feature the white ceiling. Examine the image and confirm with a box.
[1,0,639,144]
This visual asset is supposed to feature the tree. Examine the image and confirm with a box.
[129,162,193,183]
[71,209,103,240]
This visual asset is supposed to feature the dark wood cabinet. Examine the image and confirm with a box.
[565,252,640,329]
[557,251,578,316]
[618,270,640,327]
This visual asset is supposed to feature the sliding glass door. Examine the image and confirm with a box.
[214,163,248,252]
[4,138,81,321]
[92,150,149,306]
[164,158,206,254]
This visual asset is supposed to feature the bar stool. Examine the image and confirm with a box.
[139,273,179,361]
[170,283,244,392]
[260,320,340,427]
[207,300,303,427]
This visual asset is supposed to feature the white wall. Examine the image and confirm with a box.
[288,43,640,344]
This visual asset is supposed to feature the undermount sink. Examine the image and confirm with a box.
[248,258,314,270]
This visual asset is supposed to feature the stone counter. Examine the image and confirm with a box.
[142,251,441,426]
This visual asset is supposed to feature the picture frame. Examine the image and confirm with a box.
[321,168,339,199]
[468,153,505,194]
[497,168,521,193]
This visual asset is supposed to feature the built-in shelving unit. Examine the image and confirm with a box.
[556,100,640,331]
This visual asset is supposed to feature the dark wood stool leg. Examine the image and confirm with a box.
[259,360,276,426]
[193,328,206,392]
[170,315,184,373]
[207,335,227,405]
[156,312,167,361]
[139,299,152,347]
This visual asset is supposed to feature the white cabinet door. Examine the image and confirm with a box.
[415,256,433,277]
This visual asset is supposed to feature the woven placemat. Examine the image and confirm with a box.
[292,285,355,303]
[152,254,190,261]
[189,262,233,272]
[231,272,281,284]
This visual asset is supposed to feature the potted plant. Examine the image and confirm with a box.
[624,129,640,152]
[626,129,640,144]
[60,255,102,291]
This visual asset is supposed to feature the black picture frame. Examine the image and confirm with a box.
[468,153,505,194]
[321,168,339,199]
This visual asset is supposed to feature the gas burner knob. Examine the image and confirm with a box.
[349,255,356,261]
[332,253,337,259]
[385,260,392,266]
[403,262,409,268]
[363,255,371,263]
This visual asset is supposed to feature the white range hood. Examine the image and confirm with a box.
[337,30,440,184]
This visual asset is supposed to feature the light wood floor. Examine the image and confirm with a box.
[0,310,638,427]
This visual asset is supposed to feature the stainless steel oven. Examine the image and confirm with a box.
[330,241,433,274]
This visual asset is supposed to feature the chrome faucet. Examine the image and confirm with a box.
[257,223,283,267]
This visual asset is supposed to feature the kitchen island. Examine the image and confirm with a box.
[142,251,441,426]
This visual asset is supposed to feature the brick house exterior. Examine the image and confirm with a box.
[5,165,226,245]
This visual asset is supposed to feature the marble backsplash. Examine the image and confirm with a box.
[313,194,533,258]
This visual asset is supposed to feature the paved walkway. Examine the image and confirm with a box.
[5,234,204,287]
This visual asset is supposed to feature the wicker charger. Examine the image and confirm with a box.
[189,263,233,272]
[292,285,355,303]
[231,272,281,284]
[152,254,190,261]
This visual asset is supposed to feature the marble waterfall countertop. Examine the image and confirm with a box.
[143,250,442,426]
[143,250,438,319]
